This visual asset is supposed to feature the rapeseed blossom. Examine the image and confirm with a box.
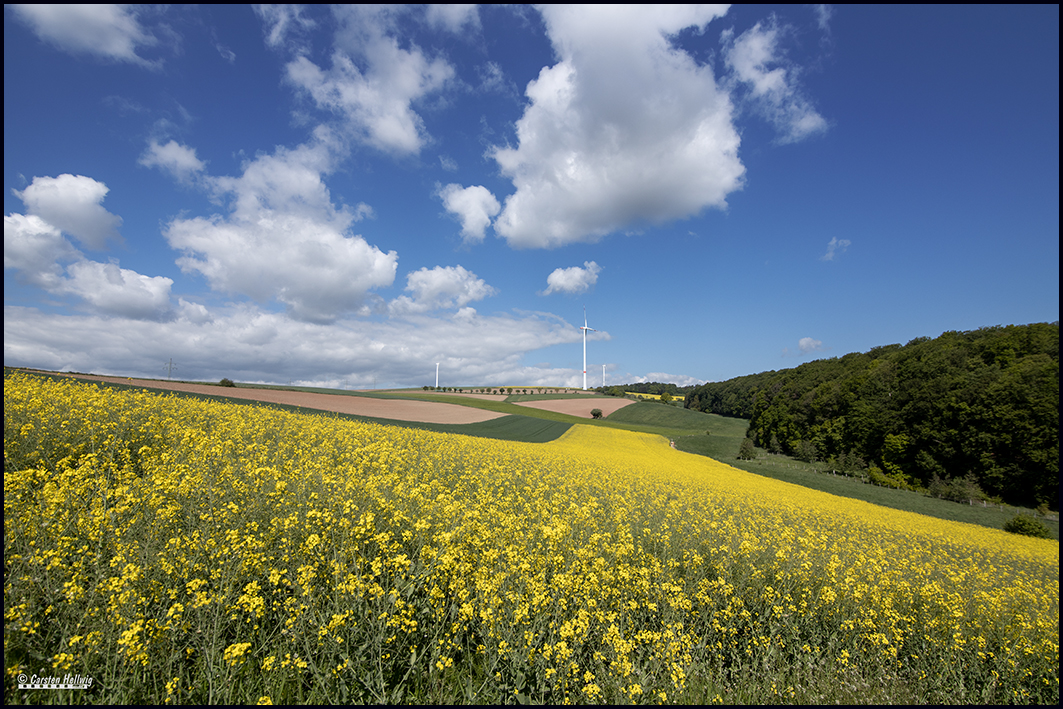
[4,371,1057,704]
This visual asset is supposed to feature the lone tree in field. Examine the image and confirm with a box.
[738,438,757,460]
[591,408,603,419]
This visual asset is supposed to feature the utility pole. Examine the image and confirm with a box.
[163,358,177,379]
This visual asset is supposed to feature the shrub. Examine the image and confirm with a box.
[867,464,911,490]
[1003,514,1053,539]
[219,378,236,387]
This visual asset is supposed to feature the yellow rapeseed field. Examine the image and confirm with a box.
[4,371,1058,704]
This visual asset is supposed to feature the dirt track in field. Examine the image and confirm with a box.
[54,374,507,425]
[513,397,635,419]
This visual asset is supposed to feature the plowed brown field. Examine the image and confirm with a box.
[513,397,634,419]
[54,374,506,424]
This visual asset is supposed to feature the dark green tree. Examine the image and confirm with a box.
[738,438,757,460]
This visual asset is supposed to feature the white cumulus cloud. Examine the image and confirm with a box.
[139,139,207,183]
[438,184,501,244]
[165,133,397,323]
[62,260,173,320]
[284,6,454,156]
[798,336,824,354]
[4,213,77,289]
[13,174,123,250]
[541,261,601,295]
[490,5,743,249]
[5,207,172,321]
[391,265,497,314]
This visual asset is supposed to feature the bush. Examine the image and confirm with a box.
[219,378,236,387]
[1003,514,1052,539]
[867,464,912,490]
[590,408,603,419]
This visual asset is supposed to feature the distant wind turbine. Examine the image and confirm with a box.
[580,306,596,391]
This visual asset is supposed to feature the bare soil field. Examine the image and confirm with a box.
[513,397,635,419]
[54,374,507,425]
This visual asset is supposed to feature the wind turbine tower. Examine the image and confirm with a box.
[580,307,596,390]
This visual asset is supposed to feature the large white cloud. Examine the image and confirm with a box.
[438,184,501,244]
[13,174,123,250]
[283,6,454,155]
[164,133,397,323]
[541,261,601,295]
[390,265,497,314]
[62,260,173,320]
[10,4,159,66]
[3,213,76,289]
[3,304,587,388]
[5,208,172,321]
[490,5,744,249]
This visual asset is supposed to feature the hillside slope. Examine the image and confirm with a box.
[685,323,1059,508]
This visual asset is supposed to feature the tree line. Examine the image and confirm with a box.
[594,382,697,397]
[684,323,1058,509]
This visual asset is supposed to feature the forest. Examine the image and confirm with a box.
[684,323,1059,509]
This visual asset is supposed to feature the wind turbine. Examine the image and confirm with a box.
[580,306,596,390]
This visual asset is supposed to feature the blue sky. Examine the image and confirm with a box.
[5,5,1058,389]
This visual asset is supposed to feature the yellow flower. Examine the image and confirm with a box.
[223,642,252,666]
